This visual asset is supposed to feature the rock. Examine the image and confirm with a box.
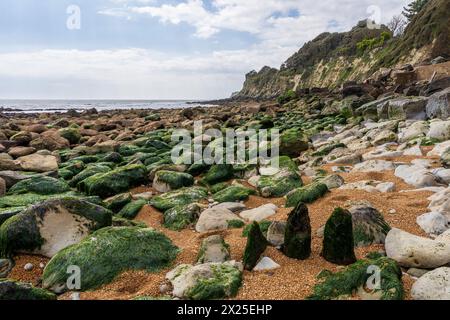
[442,149,450,168]
[195,207,243,233]
[212,185,256,203]
[316,174,344,189]
[117,199,147,219]
[433,168,450,184]
[150,187,208,212]
[243,222,268,270]
[8,176,70,195]
[403,145,423,156]
[426,87,450,119]
[398,121,429,142]
[385,228,450,268]
[321,208,356,265]
[339,180,386,193]
[394,164,440,188]
[58,128,81,144]
[266,221,286,247]
[166,261,242,300]
[10,131,32,145]
[163,203,203,231]
[0,259,13,278]
[0,178,5,196]
[349,204,391,246]
[253,257,280,271]
[411,267,450,300]
[0,198,112,258]
[406,268,430,278]
[427,120,450,141]
[69,164,111,188]
[285,182,328,207]
[78,164,148,198]
[30,131,70,151]
[197,235,231,264]
[352,160,395,172]
[16,154,58,173]
[212,202,246,213]
[376,182,396,193]
[427,141,450,157]
[0,156,20,171]
[153,170,194,192]
[132,191,153,201]
[26,124,48,134]
[239,204,277,222]
[24,263,33,271]
[329,153,363,165]
[373,130,397,146]
[257,168,303,197]
[0,279,56,300]
[278,128,309,157]
[416,212,449,236]
[282,203,311,260]
[387,96,428,120]
[8,146,36,158]
[43,227,178,293]
[201,164,234,185]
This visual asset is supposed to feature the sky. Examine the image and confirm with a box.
[0,0,411,100]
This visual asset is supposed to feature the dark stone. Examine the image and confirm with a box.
[282,202,311,260]
[321,207,356,265]
[243,222,268,271]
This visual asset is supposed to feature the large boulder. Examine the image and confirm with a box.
[195,206,243,233]
[239,204,277,222]
[385,228,450,268]
[166,261,242,300]
[278,128,309,157]
[285,182,328,207]
[352,160,395,172]
[411,267,450,300]
[163,203,203,231]
[427,120,450,141]
[16,154,58,173]
[282,202,311,260]
[201,164,234,185]
[150,187,208,212]
[0,198,112,258]
[426,87,450,119]
[30,131,70,151]
[153,170,194,193]
[7,176,70,195]
[387,97,428,120]
[212,185,256,203]
[43,227,178,292]
[398,121,429,143]
[0,279,56,300]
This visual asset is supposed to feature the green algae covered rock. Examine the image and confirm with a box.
[322,208,356,265]
[8,176,70,195]
[0,197,112,258]
[209,182,229,194]
[307,254,404,300]
[153,170,194,192]
[242,220,272,237]
[42,227,179,292]
[0,279,57,300]
[257,169,303,197]
[201,164,234,185]
[212,185,256,203]
[58,128,81,144]
[243,222,268,270]
[279,128,309,157]
[0,207,26,226]
[78,164,148,198]
[285,182,328,207]
[0,191,89,209]
[59,160,85,180]
[166,261,242,300]
[104,192,132,213]
[282,202,311,260]
[69,164,111,188]
[163,203,203,231]
[117,199,147,219]
[150,187,208,212]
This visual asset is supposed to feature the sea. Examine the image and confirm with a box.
[0,100,216,114]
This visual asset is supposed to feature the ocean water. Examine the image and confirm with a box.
[0,100,214,113]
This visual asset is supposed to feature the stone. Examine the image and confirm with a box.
[376,182,396,193]
[387,96,428,120]
[0,198,112,258]
[150,187,208,212]
[0,279,56,300]
[0,259,13,278]
[30,131,70,151]
[352,160,395,172]
[416,212,449,236]
[253,257,280,271]
[406,268,429,278]
[426,87,450,119]
[166,261,242,300]
[239,204,277,222]
[398,121,429,142]
[282,203,311,260]
[427,120,450,141]
[257,168,303,197]
[243,222,268,270]
[24,263,33,271]
[212,185,256,203]
[403,145,423,156]
[411,267,450,300]
[321,208,356,265]
[8,146,36,158]
[43,227,178,292]
[197,235,231,264]
[373,130,397,146]
[0,178,5,196]
[317,174,345,189]
[385,228,450,268]
[10,131,32,145]
[153,170,194,193]
[266,221,286,247]
[163,203,203,231]
[278,128,309,157]
[349,204,391,246]
[117,199,147,220]
[211,202,246,213]
[8,176,70,195]
[394,164,440,188]
[195,207,243,233]
[16,154,58,173]
[201,164,234,185]
[433,168,450,184]
[427,141,450,157]
[285,182,328,207]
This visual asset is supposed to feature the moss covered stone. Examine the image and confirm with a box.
[150,187,208,212]
[78,164,148,198]
[350,205,391,247]
[163,203,202,231]
[243,222,268,270]
[69,164,111,188]
[312,143,346,157]
[8,176,70,195]
[279,128,309,157]
[285,182,328,207]
[42,227,179,292]
[112,216,147,228]
[210,182,229,194]
[212,185,256,203]
[58,128,81,144]
[227,219,245,229]
[307,255,404,300]
[0,279,57,300]
[242,220,272,237]
[197,235,231,264]
[0,207,26,226]
[104,192,132,213]
[117,199,147,219]
[0,197,112,258]
[282,202,311,260]
[321,208,356,265]
[257,169,303,197]
[201,164,234,185]
[153,170,194,192]
[0,191,86,209]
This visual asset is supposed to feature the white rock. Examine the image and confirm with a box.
[212,202,246,213]
[239,204,278,222]
[411,267,450,300]
[403,145,423,156]
[253,257,280,271]
[24,263,33,271]
[195,207,243,233]
[433,168,450,184]
[416,211,449,235]
[375,182,396,193]
[395,165,440,188]
[352,160,395,172]
[427,120,450,141]
[398,121,429,143]
[427,141,450,157]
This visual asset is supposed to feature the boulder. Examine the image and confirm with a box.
[42,227,178,292]
[201,164,234,185]
[195,207,243,233]
[8,146,36,158]
[426,87,450,119]
[163,203,203,231]
[317,174,345,189]
[212,185,256,203]
[7,176,70,195]
[257,169,303,197]
[30,132,70,151]
[278,128,309,157]
[427,120,450,141]
[10,131,32,145]
[416,211,449,236]
[150,187,208,212]
[398,121,429,142]
[385,228,450,268]
[253,257,280,271]
[0,279,56,300]
[285,182,328,207]
[349,204,391,246]
[16,154,58,173]
[411,267,450,300]
[266,221,286,247]
[166,261,242,300]
[372,130,397,146]
[282,203,311,260]
[117,199,147,219]
[394,164,440,188]
[239,204,277,222]
[153,170,194,193]
[0,198,112,258]
[387,97,428,120]
[352,160,395,172]
[197,235,231,264]
[243,222,268,270]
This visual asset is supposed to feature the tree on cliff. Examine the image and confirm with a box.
[402,0,429,22]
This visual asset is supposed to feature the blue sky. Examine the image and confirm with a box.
[0,0,410,99]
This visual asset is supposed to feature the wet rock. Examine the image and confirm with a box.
[282,203,311,260]
[243,222,268,270]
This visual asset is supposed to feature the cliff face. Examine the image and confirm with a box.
[235,0,450,100]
